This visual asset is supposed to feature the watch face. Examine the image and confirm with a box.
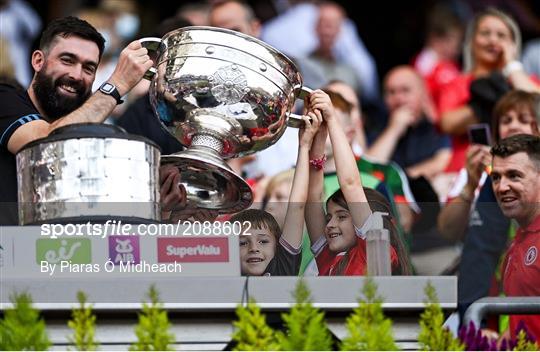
[101,83,114,93]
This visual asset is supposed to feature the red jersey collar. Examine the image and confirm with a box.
[517,213,540,237]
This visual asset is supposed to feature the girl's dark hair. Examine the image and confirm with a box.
[40,16,106,60]
[327,188,412,275]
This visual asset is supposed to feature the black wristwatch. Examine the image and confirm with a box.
[99,82,124,105]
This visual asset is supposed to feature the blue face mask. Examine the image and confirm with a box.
[115,13,140,41]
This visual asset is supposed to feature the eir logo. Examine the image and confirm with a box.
[525,246,538,266]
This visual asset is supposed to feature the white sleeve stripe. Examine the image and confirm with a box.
[279,236,301,255]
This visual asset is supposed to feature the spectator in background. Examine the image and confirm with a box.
[324,81,365,155]
[296,2,361,97]
[177,2,211,26]
[367,65,457,275]
[438,7,540,173]
[491,134,540,340]
[367,66,451,183]
[261,0,380,105]
[412,4,464,117]
[209,0,260,35]
[0,0,42,86]
[100,0,141,45]
[522,38,540,79]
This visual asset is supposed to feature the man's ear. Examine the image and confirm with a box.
[31,50,46,72]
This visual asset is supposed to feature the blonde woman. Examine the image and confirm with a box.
[438,8,540,172]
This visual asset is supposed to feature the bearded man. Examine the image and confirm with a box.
[0,16,154,224]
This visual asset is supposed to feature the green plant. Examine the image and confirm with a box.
[130,285,175,351]
[0,292,51,350]
[67,291,98,350]
[341,277,398,351]
[513,325,539,351]
[275,279,333,351]
[232,299,279,351]
[418,281,464,351]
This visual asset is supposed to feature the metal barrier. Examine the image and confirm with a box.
[463,296,540,328]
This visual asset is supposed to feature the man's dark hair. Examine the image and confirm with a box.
[491,134,540,169]
[39,16,106,60]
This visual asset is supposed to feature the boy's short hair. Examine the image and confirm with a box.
[40,16,105,60]
[230,209,281,240]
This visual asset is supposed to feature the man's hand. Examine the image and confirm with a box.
[108,40,154,96]
[388,107,416,136]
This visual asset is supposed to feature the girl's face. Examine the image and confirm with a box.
[472,15,514,69]
[325,200,357,253]
[498,106,538,140]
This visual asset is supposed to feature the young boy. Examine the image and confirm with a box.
[231,105,322,276]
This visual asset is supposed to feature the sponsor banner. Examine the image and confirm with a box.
[1,226,239,279]
[109,235,140,264]
[157,237,229,263]
[36,238,91,265]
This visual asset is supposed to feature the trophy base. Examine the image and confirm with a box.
[161,148,253,214]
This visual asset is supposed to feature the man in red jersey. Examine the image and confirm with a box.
[491,134,540,340]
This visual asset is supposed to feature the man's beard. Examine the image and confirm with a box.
[32,69,91,120]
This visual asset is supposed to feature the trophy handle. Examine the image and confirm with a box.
[139,37,163,80]
[287,86,313,128]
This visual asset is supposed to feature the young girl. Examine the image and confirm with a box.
[305,90,411,275]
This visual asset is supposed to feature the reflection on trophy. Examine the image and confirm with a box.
[141,26,312,214]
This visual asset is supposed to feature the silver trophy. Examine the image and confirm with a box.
[141,26,312,214]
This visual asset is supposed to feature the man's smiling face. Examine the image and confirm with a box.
[492,151,540,226]
[32,35,99,119]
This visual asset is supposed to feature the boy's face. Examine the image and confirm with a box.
[239,226,277,276]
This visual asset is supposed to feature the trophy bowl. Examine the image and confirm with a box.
[141,26,311,214]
